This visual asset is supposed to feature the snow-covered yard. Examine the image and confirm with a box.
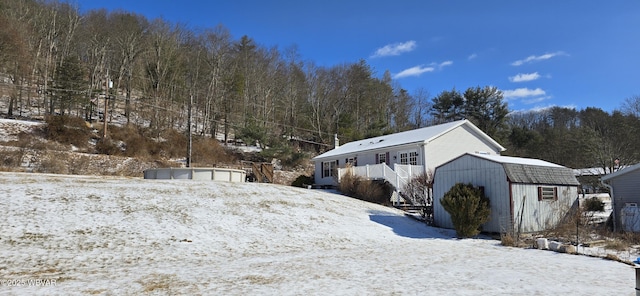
[0,172,636,295]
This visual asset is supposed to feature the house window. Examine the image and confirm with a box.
[322,161,336,178]
[399,152,408,165]
[378,153,386,164]
[538,186,557,201]
[399,151,418,165]
[409,152,418,165]
[345,157,357,166]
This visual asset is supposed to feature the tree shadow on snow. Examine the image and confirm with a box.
[368,210,456,239]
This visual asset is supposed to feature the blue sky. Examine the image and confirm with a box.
[78,0,640,113]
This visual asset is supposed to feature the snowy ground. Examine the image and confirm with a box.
[0,118,42,142]
[0,172,636,295]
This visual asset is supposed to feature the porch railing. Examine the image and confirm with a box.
[338,163,424,197]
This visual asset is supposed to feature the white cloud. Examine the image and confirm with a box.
[393,65,435,79]
[393,60,452,79]
[438,60,453,68]
[468,53,478,60]
[371,41,417,58]
[502,87,546,99]
[511,51,567,66]
[509,72,541,82]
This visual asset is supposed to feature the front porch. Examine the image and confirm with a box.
[337,163,426,204]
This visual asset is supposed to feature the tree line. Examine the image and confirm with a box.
[0,0,431,146]
[1,0,639,173]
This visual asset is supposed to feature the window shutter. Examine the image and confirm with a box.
[386,152,390,165]
[375,154,379,164]
[355,156,357,166]
[537,186,542,201]
[554,187,558,201]
[321,162,325,178]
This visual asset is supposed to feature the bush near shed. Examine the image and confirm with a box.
[441,182,491,238]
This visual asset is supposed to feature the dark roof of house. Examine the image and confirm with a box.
[469,153,580,185]
[503,163,580,185]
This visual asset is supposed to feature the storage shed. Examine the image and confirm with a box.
[433,153,580,233]
[601,163,640,232]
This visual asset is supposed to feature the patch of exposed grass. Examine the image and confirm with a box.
[604,240,627,251]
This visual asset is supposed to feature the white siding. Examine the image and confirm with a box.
[434,154,579,233]
[433,154,511,233]
[425,124,501,172]
[313,123,502,186]
[607,168,640,228]
[511,184,577,233]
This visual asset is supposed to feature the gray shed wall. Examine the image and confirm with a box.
[433,154,511,233]
[606,168,640,229]
[434,154,579,233]
[511,184,577,233]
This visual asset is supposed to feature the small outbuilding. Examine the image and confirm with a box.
[601,163,640,232]
[433,153,580,233]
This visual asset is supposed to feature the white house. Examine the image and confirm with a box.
[312,120,506,196]
[433,153,580,233]
[601,163,640,232]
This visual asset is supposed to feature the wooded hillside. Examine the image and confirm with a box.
[1,0,638,174]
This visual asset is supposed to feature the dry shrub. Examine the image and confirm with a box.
[540,199,608,246]
[108,125,151,159]
[159,129,187,158]
[191,136,235,166]
[36,152,68,174]
[68,155,91,175]
[501,232,516,247]
[338,170,357,196]
[14,131,67,151]
[1,149,24,167]
[95,137,121,155]
[338,171,391,205]
[403,172,433,206]
[619,231,640,245]
[605,239,628,251]
[604,253,621,262]
[43,115,92,149]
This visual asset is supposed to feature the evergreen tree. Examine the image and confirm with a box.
[440,183,491,238]
[53,55,85,116]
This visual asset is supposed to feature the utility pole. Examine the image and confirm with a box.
[103,67,110,139]
[187,94,192,167]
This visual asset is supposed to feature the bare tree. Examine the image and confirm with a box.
[620,95,640,118]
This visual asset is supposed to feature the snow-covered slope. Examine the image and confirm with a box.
[0,172,634,295]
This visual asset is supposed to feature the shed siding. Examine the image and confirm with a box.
[511,184,577,233]
[608,168,640,226]
[433,154,511,233]
[425,124,501,172]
